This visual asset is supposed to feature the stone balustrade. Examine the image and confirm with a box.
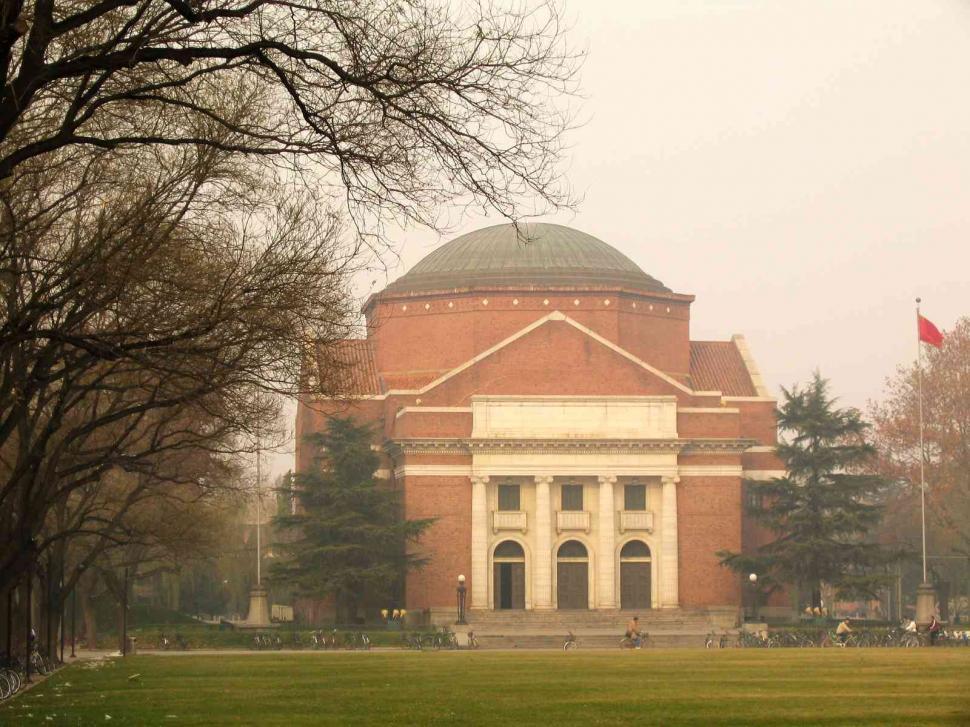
[492,510,527,534]
[556,510,591,533]
[618,510,654,533]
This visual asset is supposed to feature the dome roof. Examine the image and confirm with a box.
[384,223,669,295]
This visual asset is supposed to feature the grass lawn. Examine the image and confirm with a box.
[2,650,969,726]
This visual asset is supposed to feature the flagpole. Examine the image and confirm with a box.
[916,298,927,584]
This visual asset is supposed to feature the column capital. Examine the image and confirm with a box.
[534,475,554,485]
[661,474,681,486]
[470,474,490,485]
[598,474,618,485]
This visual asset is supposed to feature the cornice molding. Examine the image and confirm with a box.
[386,436,756,457]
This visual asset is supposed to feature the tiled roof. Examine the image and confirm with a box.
[312,339,383,396]
[689,341,757,396]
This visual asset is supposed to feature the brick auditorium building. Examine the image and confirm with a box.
[296,223,785,625]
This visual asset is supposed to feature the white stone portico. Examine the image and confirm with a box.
[469,395,681,611]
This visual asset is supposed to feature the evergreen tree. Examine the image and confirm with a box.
[719,373,901,610]
[270,417,434,622]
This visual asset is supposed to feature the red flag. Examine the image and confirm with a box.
[918,315,944,348]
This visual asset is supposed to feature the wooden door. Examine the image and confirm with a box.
[509,563,526,609]
[557,562,588,609]
[494,563,526,609]
[620,562,651,609]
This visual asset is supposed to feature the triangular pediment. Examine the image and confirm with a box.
[402,311,692,403]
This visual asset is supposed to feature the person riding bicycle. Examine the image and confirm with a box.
[836,618,853,645]
[928,615,942,645]
[625,616,644,649]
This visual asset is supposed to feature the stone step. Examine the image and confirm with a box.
[466,609,714,629]
[475,633,712,649]
[468,610,704,617]
[469,615,709,624]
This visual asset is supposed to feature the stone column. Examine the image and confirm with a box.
[534,476,554,610]
[598,475,618,609]
[470,475,489,609]
[660,475,680,608]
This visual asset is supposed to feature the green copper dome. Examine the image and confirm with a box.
[385,223,669,294]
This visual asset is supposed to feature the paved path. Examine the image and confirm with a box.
[86,647,673,655]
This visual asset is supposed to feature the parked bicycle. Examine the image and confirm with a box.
[467,631,480,650]
[735,630,776,648]
[160,632,189,651]
[342,632,371,650]
[441,629,459,650]
[562,632,577,651]
[0,653,24,702]
[705,631,729,649]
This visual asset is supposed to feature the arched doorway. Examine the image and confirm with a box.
[493,541,526,610]
[620,540,652,609]
[557,540,589,610]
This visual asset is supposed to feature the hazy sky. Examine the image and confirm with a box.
[272,0,970,476]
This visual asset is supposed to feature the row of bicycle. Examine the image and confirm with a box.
[0,648,58,701]
[252,630,373,650]
[403,630,480,650]
[709,627,970,649]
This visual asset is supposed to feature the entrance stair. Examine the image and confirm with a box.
[465,608,732,649]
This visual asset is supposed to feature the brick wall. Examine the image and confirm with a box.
[415,319,687,405]
[402,475,472,609]
[677,476,743,607]
[294,398,384,473]
[366,289,692,383]
[677,411,741,438]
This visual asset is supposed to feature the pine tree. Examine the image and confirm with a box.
[270,417,434,622]
[719,373,901,610]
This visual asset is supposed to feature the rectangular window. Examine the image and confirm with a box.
[498,484,520,511]
[561,484,584,511]
[744,484,763,510]
[624,484,647,511]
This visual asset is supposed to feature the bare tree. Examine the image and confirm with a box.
[871,318,970,566]
[0,0,579,224]
[0,123,357,599]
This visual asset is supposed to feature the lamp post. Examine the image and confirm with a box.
[749,573,759,622]
[456,575,467,625]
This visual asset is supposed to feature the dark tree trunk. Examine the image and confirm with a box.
[81,589,98,650]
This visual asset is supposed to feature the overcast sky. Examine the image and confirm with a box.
[272,0,970,476]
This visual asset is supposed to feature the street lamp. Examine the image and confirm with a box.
[456,575,467,625]
[748,573,759,622]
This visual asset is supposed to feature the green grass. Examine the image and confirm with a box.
[3,650,969,725]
